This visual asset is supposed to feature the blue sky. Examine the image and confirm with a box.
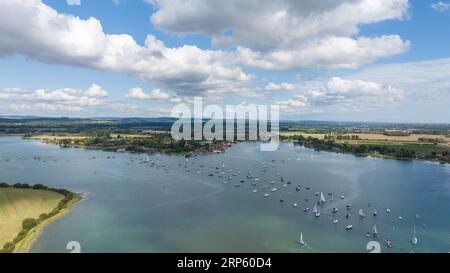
[0,0,449,122]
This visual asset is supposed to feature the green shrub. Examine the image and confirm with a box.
[22,218,38,230]
[32,184,47,190]
[1,242,15,253]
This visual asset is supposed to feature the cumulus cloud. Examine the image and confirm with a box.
[275,77,406,113]
[348,57,450,101]
[236,35,409,70]
[126,88,172,100]
[67,0,81,6]
[0,0,251,97]
[431,1,450,12]
[265,82,299,91]
[84,84,109,98]
[0,84,135,115]
[150,0,410,70]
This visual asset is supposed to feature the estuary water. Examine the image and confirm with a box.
[0,136,449,253]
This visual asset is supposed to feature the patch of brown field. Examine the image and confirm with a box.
[29,135,90,141]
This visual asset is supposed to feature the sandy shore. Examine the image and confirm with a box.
[13,195,81,253]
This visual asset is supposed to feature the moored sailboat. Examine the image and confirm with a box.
[372,224,379,237]
[313,205,321,217]
[320,192,327,203]
[411,226,418,245]
[299,232,307,246]
[359,208,366,218]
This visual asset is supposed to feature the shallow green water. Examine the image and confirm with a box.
[0,136,449,253]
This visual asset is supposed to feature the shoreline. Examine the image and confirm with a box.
[21,134,450,165]
[12,194,81,253]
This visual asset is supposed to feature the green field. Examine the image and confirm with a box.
[336,140,449,153]
[280,131,326,139]
[0,188,64,247]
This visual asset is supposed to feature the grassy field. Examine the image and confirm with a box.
[280,131,326,139]
[29,134,90,141]
[336,139,449,153]
[0,188,64,248]
[344,133,450,143]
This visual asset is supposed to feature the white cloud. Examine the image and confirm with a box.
[151,0,410,70]
[126,88,172,100]
[431,1,450,12]
[236,35,409,70]
[84,84,109,98]
[0,0,251,97]
[0,84,130,114]
[265,82,299,91]
[275,77,406,113]
[67,0,81,6]
[348,57,450,102]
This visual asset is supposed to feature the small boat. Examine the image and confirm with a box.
[372,224,379,237]
[280,199,284,203]
[315,192,320,197]
[398,216,403,221]
[299,233,307,246]
[386,240,393,248]
[264,193,270,197]
[359,209,366,218]
[346,205,352,210]
[252,189,258,193]
[411,226,418,245]
[386,209,391,214]
[345,225,353,231]
[332,208,339,214]
[303,207,309,213]
[271,188,278,192]
[333,219,339,224]
[313,205,320,217]
[341,195,345,200]
[373,211,378,217]
[293,203,298,208]
[320,192,327,203]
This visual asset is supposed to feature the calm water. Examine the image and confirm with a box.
[0,136,449,253]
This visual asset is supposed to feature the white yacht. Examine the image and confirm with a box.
[359,209,366,218]
[411,226,418,245]
[313,205,321,217]
[320,192,327,203]
[299,233,307,246]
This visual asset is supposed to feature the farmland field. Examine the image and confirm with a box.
[336,139,449,153]
[0,188,64,247]
[344,133,450,143]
